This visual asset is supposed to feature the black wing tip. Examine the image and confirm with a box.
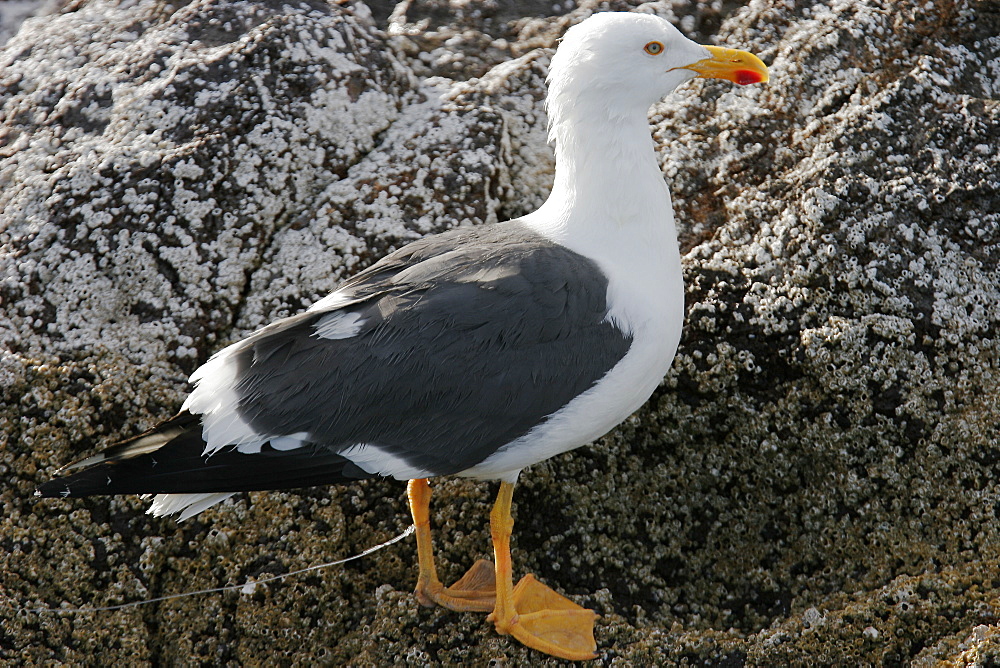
[35,469,113,498]
[34,411,203,500]
[35,480,75,499]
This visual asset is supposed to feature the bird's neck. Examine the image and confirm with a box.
[526,110,677,252]
[520,108,683,338]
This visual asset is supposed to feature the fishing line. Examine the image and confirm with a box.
[9,525,414,614]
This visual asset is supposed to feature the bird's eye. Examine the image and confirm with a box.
[644,41,664,55]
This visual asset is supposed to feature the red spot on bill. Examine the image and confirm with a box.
[736,69,764,86]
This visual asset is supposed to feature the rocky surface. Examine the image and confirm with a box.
[3,0,999,664]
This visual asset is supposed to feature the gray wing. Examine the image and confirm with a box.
[229,222,633,477]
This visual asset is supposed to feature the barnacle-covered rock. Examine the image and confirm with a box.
[3,0,999,665]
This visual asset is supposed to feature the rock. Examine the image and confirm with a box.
[2,0,998,664]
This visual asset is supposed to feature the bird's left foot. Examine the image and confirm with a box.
[489,573,598,661]
[414,558,496,612]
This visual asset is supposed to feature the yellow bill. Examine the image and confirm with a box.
[682,45,769,85]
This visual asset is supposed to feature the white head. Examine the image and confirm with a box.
[526,12,768,250]
[546,12,768,137]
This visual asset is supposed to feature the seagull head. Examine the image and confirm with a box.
[546,12,768,131]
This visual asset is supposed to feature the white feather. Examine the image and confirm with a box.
[313,311,365,340]
[270,432,309,451]
[307,290,354,312]
[145,492,235,521]
[181,339,264,454]
[338,443,433,480]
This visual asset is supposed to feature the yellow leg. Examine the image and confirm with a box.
[407,478,495,612]
[487,481,598,661]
